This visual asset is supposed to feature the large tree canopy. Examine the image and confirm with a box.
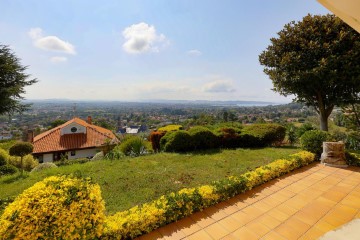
[259,14,360,131]
[0,44,37,115]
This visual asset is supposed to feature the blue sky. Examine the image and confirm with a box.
[0,0,329,102]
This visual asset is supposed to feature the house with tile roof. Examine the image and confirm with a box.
[32,117,119,163]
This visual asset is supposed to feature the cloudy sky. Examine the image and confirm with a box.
[1,0,329,102]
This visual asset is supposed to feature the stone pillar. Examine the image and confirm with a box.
[320,141,348,168]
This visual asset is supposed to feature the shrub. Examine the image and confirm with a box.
[158,125,183,132]
[160,130,192,152]
[345,132,360,151]
[119,136,151,156]
[149,131,166,152]
[0,164,18,176]
[0,175,105,239]
[296,122,315,138]
[31,162,58,172]
[214,127,242,148]
[206,122,243,131]
[102,151,315,239]
[286,124,298,145]
[9,142,34,173]
[9,154,39,171]
[55,158,91,166]
[241,124,286,147]
[105,146,125,160]
[0,197,14,214]
[300,130,332,157]
[188,126,218,150]
[0,148,9,166]
[0,140,16,151]
[345,152,360,166]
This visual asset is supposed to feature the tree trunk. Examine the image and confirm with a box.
[316,92,334,131]
[319,113,329,131]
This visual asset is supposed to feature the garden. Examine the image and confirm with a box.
[1,122,360,239]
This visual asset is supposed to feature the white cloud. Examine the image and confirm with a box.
[50,56,67,63]
[203,80,236,93]
[187,49,202,56]
[28,27,43,39]
[122,22,167,54]
[28,28,76,55]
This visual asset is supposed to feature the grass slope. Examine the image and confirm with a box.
[0,147,298,215]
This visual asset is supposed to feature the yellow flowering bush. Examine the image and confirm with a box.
[158,124,183,132]
[104,197,167,239]
[0,175,105,240]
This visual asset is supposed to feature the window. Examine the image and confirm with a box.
[71,127,77,133]
[70,151,76,156]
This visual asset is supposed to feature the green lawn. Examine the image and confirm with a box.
[0,147,298,215]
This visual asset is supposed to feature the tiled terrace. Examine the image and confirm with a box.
[138,163,360,240]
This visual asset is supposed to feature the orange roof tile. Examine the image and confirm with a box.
[33,118,119,154]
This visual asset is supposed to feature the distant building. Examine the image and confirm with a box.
[0,131,12,140]
[117,125,147,135]
[32,117,119,163]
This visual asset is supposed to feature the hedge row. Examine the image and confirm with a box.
[151,124,286,152]
[102,151,315,239]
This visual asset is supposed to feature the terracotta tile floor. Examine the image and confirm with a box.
[137,163,360,240]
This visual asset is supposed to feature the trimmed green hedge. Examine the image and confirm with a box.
[214,127,242,148]
[160,123,287,153]
[160,130,193,152]
[188,126,218,150]
[102,151,315,239]
[241,124,286,147]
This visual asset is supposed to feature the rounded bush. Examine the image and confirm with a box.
[149,131,166,152]
[0,148,9,166]
[188,126,217,150]
[0,164,18,176]
[296,123,315,138]
[119,136,151,156]
[9,142,33,157]
[214,127,242,148]
[0,175,105,239]
[300,130,332,157]
[242,124,286,147]
[30,162,58,172]
[161,130,192,152]
[9,154,39,171]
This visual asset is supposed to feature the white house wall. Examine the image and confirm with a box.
[68,148,99,160]
[43,153,53,163]
[39,148,100,162]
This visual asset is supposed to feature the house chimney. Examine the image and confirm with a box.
[27,130,34,143]
[87,116,92,125]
